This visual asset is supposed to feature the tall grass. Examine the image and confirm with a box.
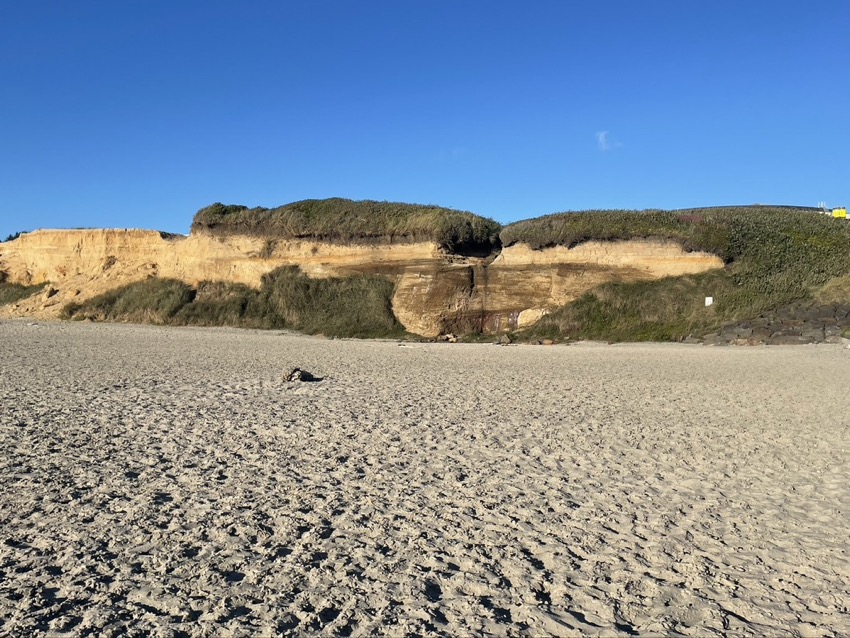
[63,267,405,338]
[814,274,850,305]
[191,199,501,255]
[259,266,402,337]
[62,278,194,324]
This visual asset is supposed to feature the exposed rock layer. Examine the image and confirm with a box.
[703,302,850,346]
[0,229,724,335]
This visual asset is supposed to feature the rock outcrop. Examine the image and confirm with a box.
[702,302,850,346]
[0,229,724,336]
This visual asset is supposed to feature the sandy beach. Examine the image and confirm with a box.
[1,320,848,637]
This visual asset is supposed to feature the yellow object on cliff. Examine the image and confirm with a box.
[833,207,847,218]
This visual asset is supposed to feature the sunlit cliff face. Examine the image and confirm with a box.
[0,229,722,336]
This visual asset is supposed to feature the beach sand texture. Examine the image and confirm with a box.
[1,321,849,636]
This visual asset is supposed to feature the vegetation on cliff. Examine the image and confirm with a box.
[191,199,502,255]
[62,267,404,338]
[516,207,850,341]
[501,208,731,257]
[0,271,42,307]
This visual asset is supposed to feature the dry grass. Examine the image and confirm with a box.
[813,274,850,305]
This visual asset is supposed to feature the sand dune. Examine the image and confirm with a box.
[1,321,848,636]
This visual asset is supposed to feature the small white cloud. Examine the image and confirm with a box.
[596,130,622,152]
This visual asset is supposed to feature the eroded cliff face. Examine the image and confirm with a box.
[0,229,724,336]
[392,240,725,335]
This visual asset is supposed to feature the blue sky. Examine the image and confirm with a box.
[1,1,848,238]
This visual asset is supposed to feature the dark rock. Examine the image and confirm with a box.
[766,335,815,346]
[825,325,843,337]
[702,334,731,346]
[286,368,323,382]
[833,306,850,320]
[800,328,825,342]
[733,338,764,346]
[750,327,773,340]
[770,327,802,338]
[798,308,828,322]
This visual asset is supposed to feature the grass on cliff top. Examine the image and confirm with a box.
[191,198,502,255]
[62,266,405,339]
[518,207,850,341]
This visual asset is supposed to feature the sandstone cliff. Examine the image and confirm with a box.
[0,228,723,336]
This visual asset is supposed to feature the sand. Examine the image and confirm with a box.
[1,321,849,637]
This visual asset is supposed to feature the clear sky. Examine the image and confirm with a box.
[1,1,848,238]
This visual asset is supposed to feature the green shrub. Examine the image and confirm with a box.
[501,209,732,258]
[63,279,195,324]
[527,271,732,342]
[191,198,501,255]
[260,266,403,338]
[63,267,406,338]
[171,281,279,329]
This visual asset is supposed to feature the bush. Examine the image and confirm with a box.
[170,281,277,328]
[526,271,732,342]
[63,278,195,324]
[63,267,406,338]
[501,209,736,257]
[260,266,403,338]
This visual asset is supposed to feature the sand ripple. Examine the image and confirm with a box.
[1,322,849,636]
